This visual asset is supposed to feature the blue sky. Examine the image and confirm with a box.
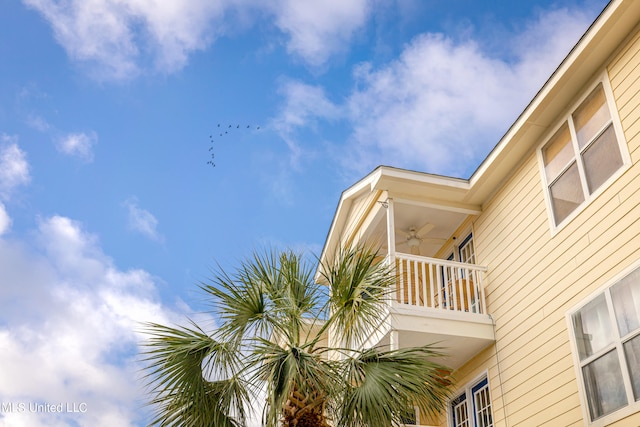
[0,0,608,425]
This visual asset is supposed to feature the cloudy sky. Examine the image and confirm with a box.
[0,0,608,425]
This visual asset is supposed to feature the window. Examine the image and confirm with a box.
[450,377,493,427]
[569,265,640,423]
[539,78,628,227]
[458,234,475,265]
[400,405,419,426]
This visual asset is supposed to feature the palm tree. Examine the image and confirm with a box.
[142,245,453,427]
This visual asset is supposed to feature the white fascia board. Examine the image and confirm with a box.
[374,166,470,191]
[316,167,383,279]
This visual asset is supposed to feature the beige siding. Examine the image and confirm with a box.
[340,192,369,243]
[339,190,383,247]
[609,411,640,426]
[451,27,640,427]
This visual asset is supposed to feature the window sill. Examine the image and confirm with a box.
[547,161,630,237]
[586,400,640,427]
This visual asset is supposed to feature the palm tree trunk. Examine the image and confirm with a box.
[282,387,330,427]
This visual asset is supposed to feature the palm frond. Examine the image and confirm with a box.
[319,245,395,346]
[202,250,324,348]
[336,345,453,427]
[251,338,338,427]
[201,262,272,344]
[142,322,249,426]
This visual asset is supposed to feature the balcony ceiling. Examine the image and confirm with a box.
[363,200,469,258]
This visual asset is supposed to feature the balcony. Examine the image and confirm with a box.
[317,168,497,368]
[394,253,487,314]
[360,253,495,369]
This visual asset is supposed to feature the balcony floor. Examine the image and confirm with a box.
[372,304,495,370]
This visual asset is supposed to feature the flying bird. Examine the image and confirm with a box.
[207,121,262,169]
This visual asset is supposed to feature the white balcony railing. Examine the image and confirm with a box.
[393,253,487,315]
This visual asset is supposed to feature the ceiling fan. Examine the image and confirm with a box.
[396,223,446,255]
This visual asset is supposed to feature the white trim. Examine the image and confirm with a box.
[537,70,631,235]
[389,197,481,216]
[566,258,640,426]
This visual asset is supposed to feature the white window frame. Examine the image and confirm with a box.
[448,372,494,427]
[567,260,640,426]
[458,233,475,265]
[537,71,630,234]
[443,231,474,264]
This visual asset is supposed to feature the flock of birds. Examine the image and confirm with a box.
[207,123,261,167]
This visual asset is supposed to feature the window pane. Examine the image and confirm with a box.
[611,268,640,337]
[549,162,584,224]
[452,393,469,427]
[543,123,574,182]
[459,234,475,264]
[624,335,640,401]
[454,401,469,427]
[573,293,613,359]
[573,84,611,149]
[583,350,627,420]
[582,124,623,194]
[474,385,493,427]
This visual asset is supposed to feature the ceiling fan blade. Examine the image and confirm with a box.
[416,222,435,237]
[395,227,409,239]
[421,238,447,246]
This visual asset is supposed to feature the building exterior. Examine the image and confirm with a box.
[316,1,640,426]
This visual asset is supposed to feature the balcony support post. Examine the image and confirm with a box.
[386,197,396,259]
[390,329,398,351]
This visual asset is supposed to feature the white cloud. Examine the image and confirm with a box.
[22,0,226,80]
[273,6,597,178]
[23,113,98,162]
[25,114,51,132]
[344,7,597,177]
[22,0,372,80]
[56,131,97,162]
[275,80,342,132]
[270,0,370,67]
[0,137,30,201]
[124,198,163,242]
[0,215,186,427]
[273,80,342,167]
[0,203,11,236]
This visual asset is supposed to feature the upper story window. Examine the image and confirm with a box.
[539,77,629,228]
[445,233,474,264]
[568,264,640,424]
[458,234,475,264]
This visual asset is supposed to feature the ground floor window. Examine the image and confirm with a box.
[569,264,640,423]
[450,377,493,427]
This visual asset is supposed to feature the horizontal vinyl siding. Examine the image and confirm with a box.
[609,26,640,122]
[458,27,640,427]
[608,411,640,426]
